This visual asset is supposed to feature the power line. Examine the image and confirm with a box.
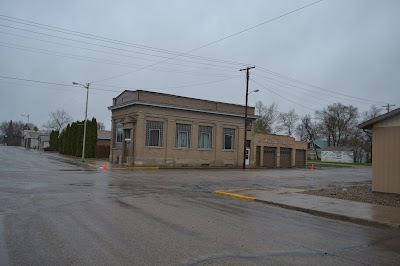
[250,78,316,112]
[0,42,239,78]
[90,0,325,83]
[0,32,239,73]
[0,14,249,66]
[0,25,243,70]
[96,76,239,90]
[0,75,238,93]
[255,68,387,105]
[251,76,332,109]
[252,73,380,105]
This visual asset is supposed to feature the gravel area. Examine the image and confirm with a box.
[301,185,400,207]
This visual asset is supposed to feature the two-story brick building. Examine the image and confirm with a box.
[108,90,306,168]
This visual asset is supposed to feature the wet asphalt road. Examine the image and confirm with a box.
[1,146,400,265]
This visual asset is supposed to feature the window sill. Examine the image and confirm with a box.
[145,146,165,149]
[222,149,236,152]
[197,148,213,151]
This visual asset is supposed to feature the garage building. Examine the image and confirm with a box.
[359,107,400,194]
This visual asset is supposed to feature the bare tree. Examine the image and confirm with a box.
[43,109,72,131]
[0,121,8,134]
[276,109,299,136]
[362,105,383,121]
[315,103,358,146]
[97,122,105,130]
[0,120,25,136]
[296,115,322,160]
[357,105,383,162]
[254,101,278,133]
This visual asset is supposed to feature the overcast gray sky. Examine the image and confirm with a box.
[1,0,399,131]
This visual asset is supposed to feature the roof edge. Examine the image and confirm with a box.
[359,107,400,129]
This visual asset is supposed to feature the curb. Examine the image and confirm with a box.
[86,164,159,171]
[214,190,399,229]
[214,190,255,201]
[252,199,399,229]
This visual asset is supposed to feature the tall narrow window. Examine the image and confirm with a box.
[115,123,123,144]
[176,123,191,148]
[146,121,163,147]
[223,128,235,150]
[199,126,213,149]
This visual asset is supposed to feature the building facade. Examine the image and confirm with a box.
[359,108,400,194]
[108,90,306,168]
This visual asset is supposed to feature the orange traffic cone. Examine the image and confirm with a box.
[103,162,107,170]
[311,163,314,170]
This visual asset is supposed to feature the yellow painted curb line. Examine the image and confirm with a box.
[215,190,255,201]
[87,164,101,169]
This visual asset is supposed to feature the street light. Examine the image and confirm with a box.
[21,114,30,129]
[248,89,259,95]
[72,82,91,162]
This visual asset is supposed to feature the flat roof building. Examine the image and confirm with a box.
[108,90,306,168]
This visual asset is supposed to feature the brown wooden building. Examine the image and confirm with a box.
[359,108,400,194]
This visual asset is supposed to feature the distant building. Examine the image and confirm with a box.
[307,140,329,160]
[37,134,50,151]
[321,146,366,163]
[21,130,49,149]
[108,90,307,168]
[359,107,400,194]
[96,130,111,158]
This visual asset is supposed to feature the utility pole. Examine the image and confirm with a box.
[240,66,255,169]
[382,103,395,113]
[72,82,91,162]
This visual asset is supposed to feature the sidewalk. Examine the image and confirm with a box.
[42,151,159,170]
[215,187,400,228]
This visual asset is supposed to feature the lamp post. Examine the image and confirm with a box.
[21,114,30,148]
[72,82,91,162]
[242,89,259,169]
[21,114,30,129]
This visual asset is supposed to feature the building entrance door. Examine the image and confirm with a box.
[123,129,132,163]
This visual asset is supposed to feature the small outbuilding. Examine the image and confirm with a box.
[359,108,400,194]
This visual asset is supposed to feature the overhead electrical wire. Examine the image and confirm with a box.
[252,73,380,105]
[251,79,334,109]
[0,43,239,78]
[0,32,239,73]
[0,14,249,66]
[0,24,241,70]
[1,0,387,106]
[0,75,239,93]
[254,68,387,105]
[250,78,316,112]
[90,0,325,83]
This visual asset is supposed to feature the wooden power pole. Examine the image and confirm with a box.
[240,66,255,169]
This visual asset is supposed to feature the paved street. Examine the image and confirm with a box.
[1,146,400,265]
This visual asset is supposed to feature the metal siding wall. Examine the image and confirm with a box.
[372,127,400,194]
